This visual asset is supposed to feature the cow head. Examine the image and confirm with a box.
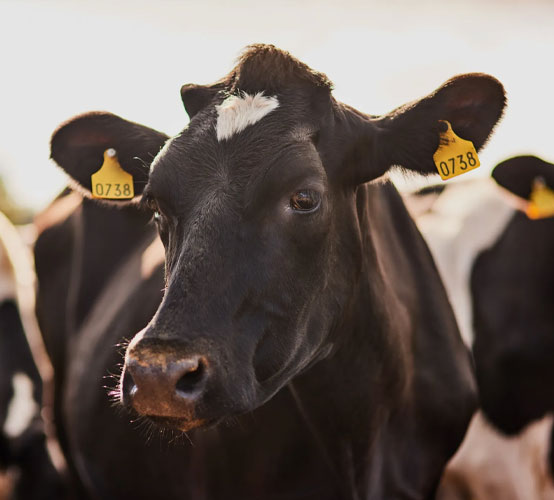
[51,45,506,432]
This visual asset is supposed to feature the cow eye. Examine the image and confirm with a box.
[290,190,321,212]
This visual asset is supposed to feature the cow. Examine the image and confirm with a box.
[35,44,506,499]
[407,155,554,499]
[0,211,63,499]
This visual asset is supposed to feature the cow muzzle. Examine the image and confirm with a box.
[120,339,210,427]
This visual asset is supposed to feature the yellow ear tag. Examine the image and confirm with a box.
[433,121,480,181]
[526,178,554,219]
[91,149,134,199]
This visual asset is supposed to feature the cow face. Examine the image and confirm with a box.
[472,156,554,434]
[51,44,505,432]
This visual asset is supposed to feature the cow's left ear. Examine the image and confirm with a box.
[51,112,169,200]
[492,155,554,199]
[348,73,506,184]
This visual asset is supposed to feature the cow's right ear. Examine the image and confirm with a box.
[492,155,554,200]
[51,112,169,199]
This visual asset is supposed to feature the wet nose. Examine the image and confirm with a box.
[121,352,208,417]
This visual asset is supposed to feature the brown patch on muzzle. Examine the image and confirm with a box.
[122,338,209,421]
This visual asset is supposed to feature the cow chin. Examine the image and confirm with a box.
[146,415,217,433]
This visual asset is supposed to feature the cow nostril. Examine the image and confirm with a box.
[175,359,206,395]
[121,368,137,406]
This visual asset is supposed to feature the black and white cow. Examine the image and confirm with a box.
[36,44,506,499]
[408,155,554,499]
[0,212,62,499]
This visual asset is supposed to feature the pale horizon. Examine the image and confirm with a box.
[1,0,553,210]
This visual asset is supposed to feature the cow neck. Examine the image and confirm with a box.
[288,179,476,498]
[287,181,416,495]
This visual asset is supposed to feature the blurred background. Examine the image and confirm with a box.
[1,0,553,218]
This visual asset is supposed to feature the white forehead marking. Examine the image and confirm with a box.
[3,372,37,438]
[215,92,279,142]
[415,178,515,347]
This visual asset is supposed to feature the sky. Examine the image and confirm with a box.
[1,0,554,211]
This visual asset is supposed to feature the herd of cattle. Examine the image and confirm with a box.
[0,44,553,499]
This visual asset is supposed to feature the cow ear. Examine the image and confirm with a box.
[492,155,554,199]
[180,84,221,119]
[349,73,506,184]
[50,112,168,197]
[51,112,169,200]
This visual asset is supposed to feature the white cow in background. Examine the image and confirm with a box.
[405,157,554,500]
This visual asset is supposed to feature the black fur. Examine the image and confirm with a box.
[472,156,554,437]
[36,44,510,499]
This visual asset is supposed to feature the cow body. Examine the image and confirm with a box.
[34,194,158,498]
[35,45,507,499]
[0,212,62,499]
[407,156,554,499]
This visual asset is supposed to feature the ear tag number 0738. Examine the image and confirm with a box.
[433,121,480,181]
[91,149,134,199]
